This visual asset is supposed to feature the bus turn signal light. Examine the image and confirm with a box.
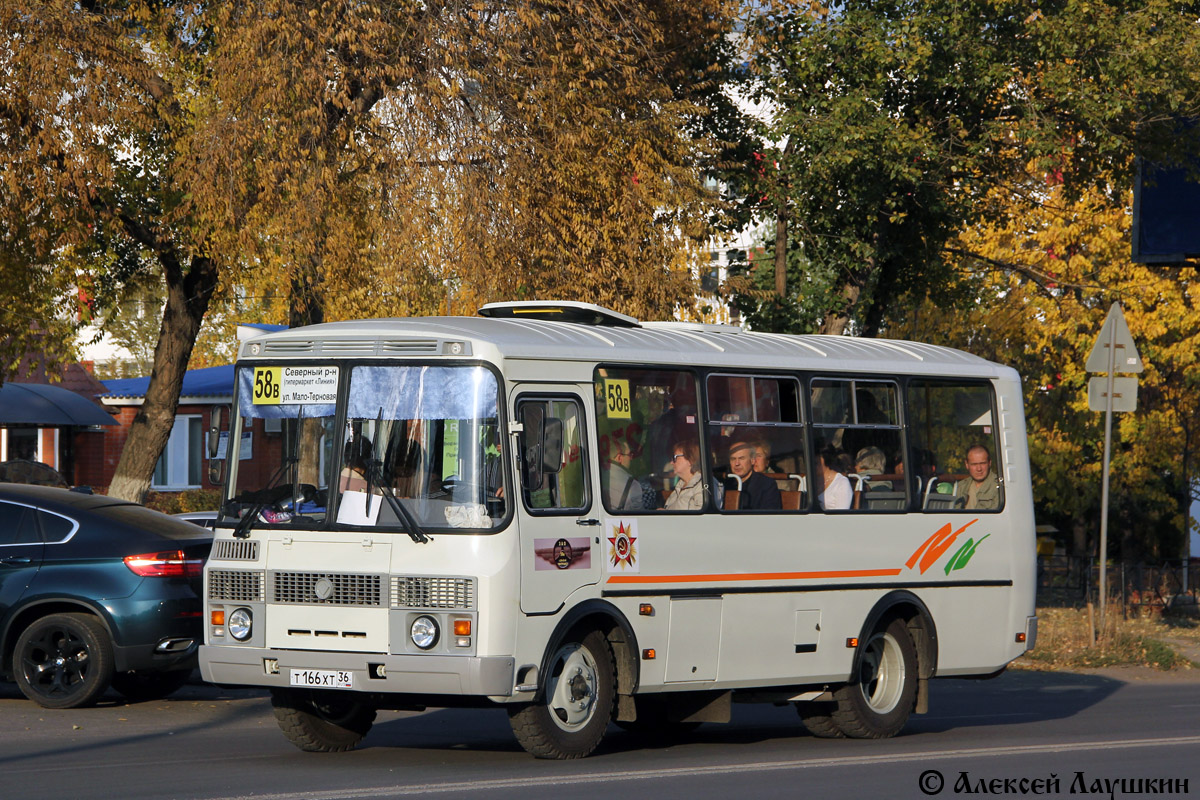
[211,610,226,626]
[642,649,656,660]
[846,637,859,648]
[454,619,472,636]
[1015,632,1026,643]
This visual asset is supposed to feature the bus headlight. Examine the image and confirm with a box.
[410,616,439,650]
[228,608,253,641]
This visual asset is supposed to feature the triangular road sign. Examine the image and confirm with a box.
[1086,303,1144,373]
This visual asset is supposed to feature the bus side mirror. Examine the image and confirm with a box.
[208,405,229,485]
[520,404,546,489]
[542,417,564,474]
[209,405,227,459]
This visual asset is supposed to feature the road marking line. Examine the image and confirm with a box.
[200,735,1200,799]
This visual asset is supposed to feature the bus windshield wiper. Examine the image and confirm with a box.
[364,457,430,544]
[232,455,298,539]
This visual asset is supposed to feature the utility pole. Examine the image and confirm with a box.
[1085,303,1143,634]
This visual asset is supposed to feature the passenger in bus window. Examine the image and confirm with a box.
[664,441,704,511]
[855,446,886,476]
[817,446,852,510]
[856,388,889,424]
[484,437,505,501]
[340,436,374,493]
[727,439,782,510]
[750,438,779,475]
[605,439,644,510]
[955,444,1001,510]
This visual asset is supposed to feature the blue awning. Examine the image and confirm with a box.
[101,364,235,400]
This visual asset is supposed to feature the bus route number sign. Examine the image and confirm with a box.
[253,367,282,404]
[605,379,631,419]
[252,366,340,405]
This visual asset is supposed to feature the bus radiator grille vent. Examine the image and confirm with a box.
[391,577,475,610]
[261,341,314,354]
[208,570,265,602]
[211,540,260,561]
[318,339,378,355]
[379,339,439,354]
[272,572,384,607]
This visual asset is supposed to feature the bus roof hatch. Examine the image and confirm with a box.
[478,301,641,328]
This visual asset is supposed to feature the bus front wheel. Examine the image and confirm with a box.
[831,618,917,738]
[271,688,377,752]
[508,629,616,758]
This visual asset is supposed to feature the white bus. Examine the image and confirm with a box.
[200,301,1036,758]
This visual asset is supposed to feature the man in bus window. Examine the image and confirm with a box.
[954,444,1001,510]
[605,439,644,510]
[728,439,781,510]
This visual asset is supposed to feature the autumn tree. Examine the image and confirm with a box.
[891,178,1200,562]
[2,0,738,500]
[734,0,1200,335]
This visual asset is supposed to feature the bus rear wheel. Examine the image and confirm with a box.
[796,701,846,738]
[271,688,377,752]
[831,618,917,739]
[508,629,616,759]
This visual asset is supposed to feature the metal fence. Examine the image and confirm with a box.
[1037,555,1200,611]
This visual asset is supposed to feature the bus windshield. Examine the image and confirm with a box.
[223,366,339,526]
[336,365,505,532]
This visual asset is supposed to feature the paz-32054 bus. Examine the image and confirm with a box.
[199,301,1036,758]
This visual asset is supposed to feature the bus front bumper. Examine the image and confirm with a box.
[199,645,515,697]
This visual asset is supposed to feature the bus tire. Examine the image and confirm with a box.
[508,629,616,759]
[831,617,917,739]
[271,688,377,752]
[796,701,846,738]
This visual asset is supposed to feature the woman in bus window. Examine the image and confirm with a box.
[817,446,852,510]
[665,440,703,510]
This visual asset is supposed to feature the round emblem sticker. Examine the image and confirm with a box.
[553,538,574,570]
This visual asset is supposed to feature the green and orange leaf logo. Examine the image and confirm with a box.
[906,520,990,576]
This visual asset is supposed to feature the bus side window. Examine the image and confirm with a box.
[594,367,702,513]
[706,374,807,512]
[810,378,903,513]
[517,397,589,513]
[906,381,1004,512]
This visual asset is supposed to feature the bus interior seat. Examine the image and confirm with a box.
[724,489,741,510]
[864,491,907,510]
[780,490,802,510]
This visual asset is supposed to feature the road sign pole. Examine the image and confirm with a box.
[1097,316,1117,636]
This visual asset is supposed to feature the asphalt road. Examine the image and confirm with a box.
[1,668,1198,800]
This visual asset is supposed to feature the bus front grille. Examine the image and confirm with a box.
[208,570,265,602]
[391,576,475,610]
[211,539,260,561]
[271,572,384,607]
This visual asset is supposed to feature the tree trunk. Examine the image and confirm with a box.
[817,280,860,336]
[290,253,326,487]
[107,256,219,502]
[774,208,787,298]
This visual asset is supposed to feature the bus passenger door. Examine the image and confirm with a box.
[512,389,601,614]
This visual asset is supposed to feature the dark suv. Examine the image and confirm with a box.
[0,485,212,708]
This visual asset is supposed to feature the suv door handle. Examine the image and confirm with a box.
[1,556,32,565]
[575,518,600,526]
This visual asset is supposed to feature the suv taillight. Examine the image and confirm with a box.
[124,550,204,578]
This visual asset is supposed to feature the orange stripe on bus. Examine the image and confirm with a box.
[605,568,903,584]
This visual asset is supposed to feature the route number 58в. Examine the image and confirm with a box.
[253,367,282,404]
[605,379,631,418]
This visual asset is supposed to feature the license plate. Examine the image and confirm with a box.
[289,669,354,689]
